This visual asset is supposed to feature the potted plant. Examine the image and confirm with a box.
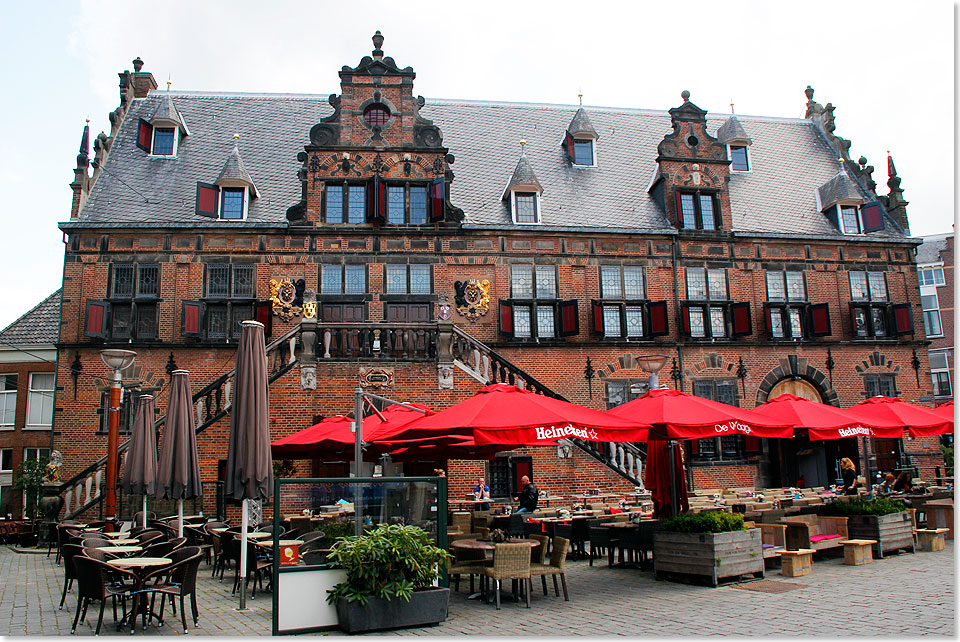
[818,497,914,557]
[326,524,452,634]
[654,512,763,586]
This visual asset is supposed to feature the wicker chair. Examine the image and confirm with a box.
[451,512,472,534]
[59,543,84,609]
[528,534,548,564]
[531,535,570,600]
[481,543,532,610]
[70,555,139,635]
[448,545,490,595]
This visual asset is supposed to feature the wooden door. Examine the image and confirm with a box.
[769,378,822,402]
[383,304,431,356]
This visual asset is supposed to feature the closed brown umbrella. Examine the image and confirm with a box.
[120,395,157,529]
[156,370,203,537]
[225,320,272,610]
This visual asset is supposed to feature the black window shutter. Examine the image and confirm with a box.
[825,205,840,231]
[558,300,579,337]
[744,436,761,453]
[860,201,885,233]
[681,305,691,336]
[181,300,203,337]
[647,301,669,337]
[196,182,220,218]
[499,300,514,337]
[366,176,385,224]
[807,303,832,337]
[84,300,110,339]
[136,119,153,152]
[565,132,575,162]
[591,300,604,334]
[255,300,273,338]
[429,178,445,223]
[731,301,752,337]
[890,303,913,336]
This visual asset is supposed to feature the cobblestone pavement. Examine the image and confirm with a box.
[0,542,953,636]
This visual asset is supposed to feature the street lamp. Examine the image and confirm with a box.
[100,349,136,525]
[636,354,669,390]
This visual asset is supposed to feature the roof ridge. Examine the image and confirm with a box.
[0,289,61,340]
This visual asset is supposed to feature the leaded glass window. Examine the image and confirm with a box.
[410,187,428,225]
[537,305,555,338]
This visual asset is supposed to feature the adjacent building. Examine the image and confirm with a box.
[49,35,943,518]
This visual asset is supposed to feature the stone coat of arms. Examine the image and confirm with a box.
[454,279,491,321]
[270,278,304,321]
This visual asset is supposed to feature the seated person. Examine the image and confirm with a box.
[514,475,539,513]
[473,477,491,511]
[878,473,897,494]
[893,471,913,493]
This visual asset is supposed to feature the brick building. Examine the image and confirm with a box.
[0,290,59,518]
[916,233,954,409]
[50,35,943,519]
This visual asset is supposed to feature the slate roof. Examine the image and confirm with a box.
[152,93,187,133]
[67,91,910,241]
[817,170,864,211]
[0,290,61,346]
[503,155,543,196]
[567,107,598,138]
[917,233,952,264]
[716,114,751,144]
[216,144,259,196]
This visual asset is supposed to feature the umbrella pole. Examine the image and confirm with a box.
[142,495,148,530]
[667,440,677,518]
[353,388,363,537]
[239,498,248,610]
[178,500,184,538]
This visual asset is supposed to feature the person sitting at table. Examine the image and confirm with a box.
[840,457,859,495]
[893,471,913,493]
[514,476,539,513]
[473,477,491,511]
[878,473,897,494]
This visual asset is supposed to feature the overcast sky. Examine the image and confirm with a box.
[0,0,953,329]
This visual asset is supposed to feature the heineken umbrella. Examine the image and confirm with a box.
[751,393,902,441]
[225,320,273,610]
[156,370,203,537]
[845,396,952,438]
[120,395,158,530]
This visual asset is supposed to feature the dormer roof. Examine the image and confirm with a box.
[817,169,863,210]
[501,154,543,200]
[216,144,259,197]
[151,93,189,135]
[567,107,598,139]
[717,114,751,145]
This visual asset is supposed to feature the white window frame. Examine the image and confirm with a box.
[929,350,951,398]
[511,192,541,225]
[571,138,597,168]
[921,291,943,338]
[25,373,54,429]
[919,265,946,287]
[149,126,179,157]
[0,374,15,429]
[726,144,751,173]
[836,202,863,235]
[219,186,249,221]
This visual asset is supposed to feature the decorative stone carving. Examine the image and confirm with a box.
[269,278,303,320]
[438,365,454,390]
[300,366,317,391]
[359,367,394,388]
[454,279,491,321]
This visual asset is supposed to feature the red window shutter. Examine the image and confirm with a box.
[681,305,691,336]
[860,201,885,233]
[181,300,202,337]
[365,176,385,224]
[744,436,761,453]
[764,304,774,335]
[565,132,575,161]
[647,301,669,337]
[195,182,220,218]
[674,190,683,225]
[890,303,913,336]
[558,300,579,337]
[807,303,831,337]
[689,440,699,455]
[137,119,153,152]
[255,300,273,338]
[731,301,752,337]
[499,300,514,337]
[591,300,604,334]
[84,300,110,339]
[429,178,445,223]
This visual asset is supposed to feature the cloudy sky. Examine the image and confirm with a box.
[0,0,953,329]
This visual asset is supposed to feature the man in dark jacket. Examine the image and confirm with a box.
[514,475,538,513]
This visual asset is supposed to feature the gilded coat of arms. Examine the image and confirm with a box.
[269,278,303,321]
[454,279,491,321]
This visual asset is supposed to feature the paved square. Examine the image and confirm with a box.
[0,543,953,636]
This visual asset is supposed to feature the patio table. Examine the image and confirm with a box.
[450,538,540,603]
[107,539,140,546]
[97,545,143,555]
[107,556,172,632]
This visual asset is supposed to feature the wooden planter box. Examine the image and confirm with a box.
[335,587,450,634]
[846,512,915,558]
[654,529,764,587]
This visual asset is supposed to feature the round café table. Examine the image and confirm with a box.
[97,545,142,555]
[102,531,129,539]
[107,557,172,632]
[107,539,139,546]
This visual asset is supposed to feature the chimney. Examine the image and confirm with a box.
[69,120,91,219]
[120,57,157,103]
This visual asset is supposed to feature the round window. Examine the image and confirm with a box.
[363,104,391,127]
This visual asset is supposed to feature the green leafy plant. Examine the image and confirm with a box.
[13,458,48,519]
[320,518,357,545]
[941,444,953,477]
[326,524,451,605]
[661,511,745,533]
[818,497,907,516]
[272,459,297,478]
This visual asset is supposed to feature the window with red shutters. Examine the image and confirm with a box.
[807,303,831,337]
[136,119,153,152]
[196,182,220,218]
[181,301,202,337]
[558,300,579,337]
[648,301,669,337]
[498,301,514,337]
[681,305,692,336]
[84,300,110,339]
[255,300,273,338]
[744,436,761,453]
[365,176,385,224]
[860,201,885,233]
[891,303,913,336]
[564,132,575,162]
[429,178,445,223]
[591,300,604,334]
[731,301,752,337]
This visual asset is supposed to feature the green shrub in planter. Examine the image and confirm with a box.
[818,497,907,517]
[326,524,452,606]
[661,511,745,534]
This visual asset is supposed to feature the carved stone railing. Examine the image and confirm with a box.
[59,325,302,520]
[450,326,645,486]
[319,322,439,361]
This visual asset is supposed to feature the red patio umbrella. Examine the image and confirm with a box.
[388,383,650,446]
[932,401,954,421]
[606,388,792,440]
[386,436,504,462]
[845,396,952,438]
[751,393,903,441]
[644,439,689,518]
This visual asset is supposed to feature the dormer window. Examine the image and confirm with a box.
[572,139,595,166]
[196,143,258,220]
[513,192,540,224]
[829,201,884,235]
[839,204,861,234]
[676,190,720,231]
[502,145,543,225]
[564,105,599,168]
[728,145,749,171]
[152,127,176,156]
[137,93,188,157]
[221,188,246,220]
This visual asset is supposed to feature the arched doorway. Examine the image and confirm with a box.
[769,378,822,402]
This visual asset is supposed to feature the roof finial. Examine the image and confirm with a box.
[166,76,172,91]
[578,90,583,107]
[519,139,527,157]
[233,132,240,140]
[372,30,384,59]
[730,99,735,114]
[681,90,690,102]
[132,57,144,72]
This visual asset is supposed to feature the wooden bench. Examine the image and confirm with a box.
[916,528,949,552]
[756,524,787,560]
[780,549,814,577]
[781,515,848,552]
[843,539,876,565]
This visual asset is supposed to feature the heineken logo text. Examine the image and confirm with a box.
[535,424,598,441]
[838,425,871,437]
[715,421,752,435]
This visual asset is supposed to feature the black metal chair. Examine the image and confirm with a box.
[59,543,83,610]
[587,526,618,567]
[70,555,138,635]
[636,519,662,569]
[144,550,204,633]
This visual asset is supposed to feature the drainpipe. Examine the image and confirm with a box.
[671,237,684,392]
